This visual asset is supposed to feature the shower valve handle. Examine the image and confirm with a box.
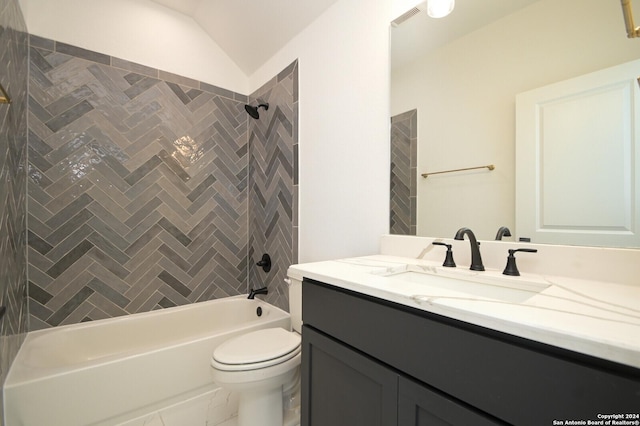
[256,253,271,273]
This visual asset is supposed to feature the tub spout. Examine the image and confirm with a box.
[248,287,268,299]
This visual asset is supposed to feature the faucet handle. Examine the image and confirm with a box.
[432,242,456,267]
[502,248,537,276]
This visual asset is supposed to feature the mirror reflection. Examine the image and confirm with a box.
[390,0,640,246]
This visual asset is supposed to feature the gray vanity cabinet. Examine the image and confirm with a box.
[302,280,503,426]
[302,326,498,426]
[301,278,640,426]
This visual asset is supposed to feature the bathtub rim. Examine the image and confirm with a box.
[28,294,278,336]
[5,295,289,387]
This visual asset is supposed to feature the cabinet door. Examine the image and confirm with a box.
[301,325,398,426]
[399,376,504,426]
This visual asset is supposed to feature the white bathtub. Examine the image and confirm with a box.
[4,295,291,426]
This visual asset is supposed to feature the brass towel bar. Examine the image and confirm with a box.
[421,164,495,179]
[621,0,640,38]
[0,83,10,104]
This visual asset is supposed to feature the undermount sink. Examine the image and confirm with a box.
[373,264,550,304]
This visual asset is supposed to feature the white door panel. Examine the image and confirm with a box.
[516,59,640,247]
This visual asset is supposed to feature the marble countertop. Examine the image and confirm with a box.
[288,255,640,369]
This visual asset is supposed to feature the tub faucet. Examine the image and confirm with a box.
[454,227,485,271]
[495,226,512,240]
[248,287,268,299]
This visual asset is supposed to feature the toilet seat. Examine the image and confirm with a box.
[212,328,301,372]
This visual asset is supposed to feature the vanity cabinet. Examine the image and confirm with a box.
[301,279,640,426]
[302,326,498,425]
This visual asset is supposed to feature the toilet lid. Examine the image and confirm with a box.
[213,328,301,366]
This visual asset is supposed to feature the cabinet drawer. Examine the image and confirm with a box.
[303,279,640,426]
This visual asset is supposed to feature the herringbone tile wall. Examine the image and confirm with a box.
[0,0,29,382]
[248,61,298,311]
[27,35,298,329]
[390,110,417,235]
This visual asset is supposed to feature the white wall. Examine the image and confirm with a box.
[19,0,248,94]
[391,0,640,240]
[250,0,392,263]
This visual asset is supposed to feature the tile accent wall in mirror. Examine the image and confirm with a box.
[390,109,417,235]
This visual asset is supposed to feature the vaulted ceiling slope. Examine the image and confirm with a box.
[149,0,340,75]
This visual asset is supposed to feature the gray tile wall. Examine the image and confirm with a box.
[0,0,29,404]
[27,36,298,328]
[390,109,417,235]
[248,61,298,311]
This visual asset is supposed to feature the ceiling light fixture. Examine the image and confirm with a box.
[427,0,455,18]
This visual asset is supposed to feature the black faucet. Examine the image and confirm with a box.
[495,226,512,240]
[454,227,484,271]
[248,287,268,299]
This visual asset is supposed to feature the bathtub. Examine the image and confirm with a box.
[4,295,291,426]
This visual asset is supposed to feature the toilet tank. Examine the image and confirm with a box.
[287,272,303,333]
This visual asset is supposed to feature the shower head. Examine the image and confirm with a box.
[244,103,269,119]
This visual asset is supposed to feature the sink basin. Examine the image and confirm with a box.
[374,264,550,304]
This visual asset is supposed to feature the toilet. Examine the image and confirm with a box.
[210,279,303,426]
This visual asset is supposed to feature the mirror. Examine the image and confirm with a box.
[390,0,640,245]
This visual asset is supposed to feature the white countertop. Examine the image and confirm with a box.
[288,255,640,369]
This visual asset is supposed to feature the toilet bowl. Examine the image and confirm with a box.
[211,328,301,426]
[210,279,303,426]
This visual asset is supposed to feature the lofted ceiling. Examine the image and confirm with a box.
[146,0,542,77]
[148,0,340,75]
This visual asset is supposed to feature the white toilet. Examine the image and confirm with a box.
[210,279,303,426]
